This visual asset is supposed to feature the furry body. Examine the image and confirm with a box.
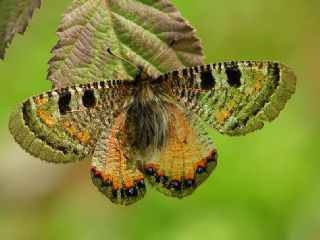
[125,70,171,151]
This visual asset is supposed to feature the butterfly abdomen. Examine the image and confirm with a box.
[126,83,170,150]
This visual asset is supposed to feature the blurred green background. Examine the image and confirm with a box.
[0,0,319,239]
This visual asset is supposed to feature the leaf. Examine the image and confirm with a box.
[48,0,204,89]
[0,0,41,59]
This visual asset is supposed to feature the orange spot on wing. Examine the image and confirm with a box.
[113,181,122,190]
[137,176,144,181]
[125,182,134,188]
[145,163,158,170]
[194,160,206,169]
[36,98,46,106]
[215,109,231,125]
[37,110,57,127]
[185,172,194,179]
[77,132,90,143]
[194,149,218,171]
[103,174,110,181]
[172,176,181,181]
[194,150,217,170]
[246,76,265,95]
[255,76,264,90]
[62,120,90,143]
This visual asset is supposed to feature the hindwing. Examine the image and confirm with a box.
[142,104,218,198]
[91,111,146,205]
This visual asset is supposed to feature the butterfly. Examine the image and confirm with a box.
[9,60,296,205]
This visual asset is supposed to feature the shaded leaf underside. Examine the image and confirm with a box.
[0,0,41,59]
[48,0,204,88]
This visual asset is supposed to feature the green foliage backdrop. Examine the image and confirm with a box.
[0,0,319,239]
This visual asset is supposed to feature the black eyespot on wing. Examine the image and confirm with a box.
[137,179,145,188]
[200,70,216,89]
[101,179,111,188]
[156,175,168,184]
[182,68,188,77]
[93,82,99,89]
[172,70,179,80]
[58,91,71,115]
[196,166,205,174]
[100,81,106,88]
[170,180,181,190]
[184,179,194,188]
[82,90,96,108]
[217,63,222,73]
[226,64,241,88]
[189,67,194,77]
[126,187,137,197]
[146,167,155,175]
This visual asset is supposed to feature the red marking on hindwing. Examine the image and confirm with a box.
[125,182,134,188]
[113,181,122,190]
[185,172,195,179]
[137,175,144,181]
[194,149,218,170]
[145,163,158,170]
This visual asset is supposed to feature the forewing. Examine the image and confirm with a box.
[163,61,296,135]
[91,111,146,205]
[9,80,131,163]
[143,104,218,198]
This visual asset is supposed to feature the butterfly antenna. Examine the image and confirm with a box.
[114,70,127,78]
[107,48,140,72]
[149,40,176,65]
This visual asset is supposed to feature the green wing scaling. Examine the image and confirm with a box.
[9,80,130,163]
[165,61,296,135]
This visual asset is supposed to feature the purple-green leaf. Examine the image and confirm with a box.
[48,0,204,89]
[0,0,41,59]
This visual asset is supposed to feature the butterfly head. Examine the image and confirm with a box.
[134,66,153,83]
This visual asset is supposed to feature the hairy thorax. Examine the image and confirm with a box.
[125,71,171,152]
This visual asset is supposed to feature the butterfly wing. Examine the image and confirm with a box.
[9,80,131,163]
[91,111,146,205]
[161,61,296,135]
[142,104,217,198]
